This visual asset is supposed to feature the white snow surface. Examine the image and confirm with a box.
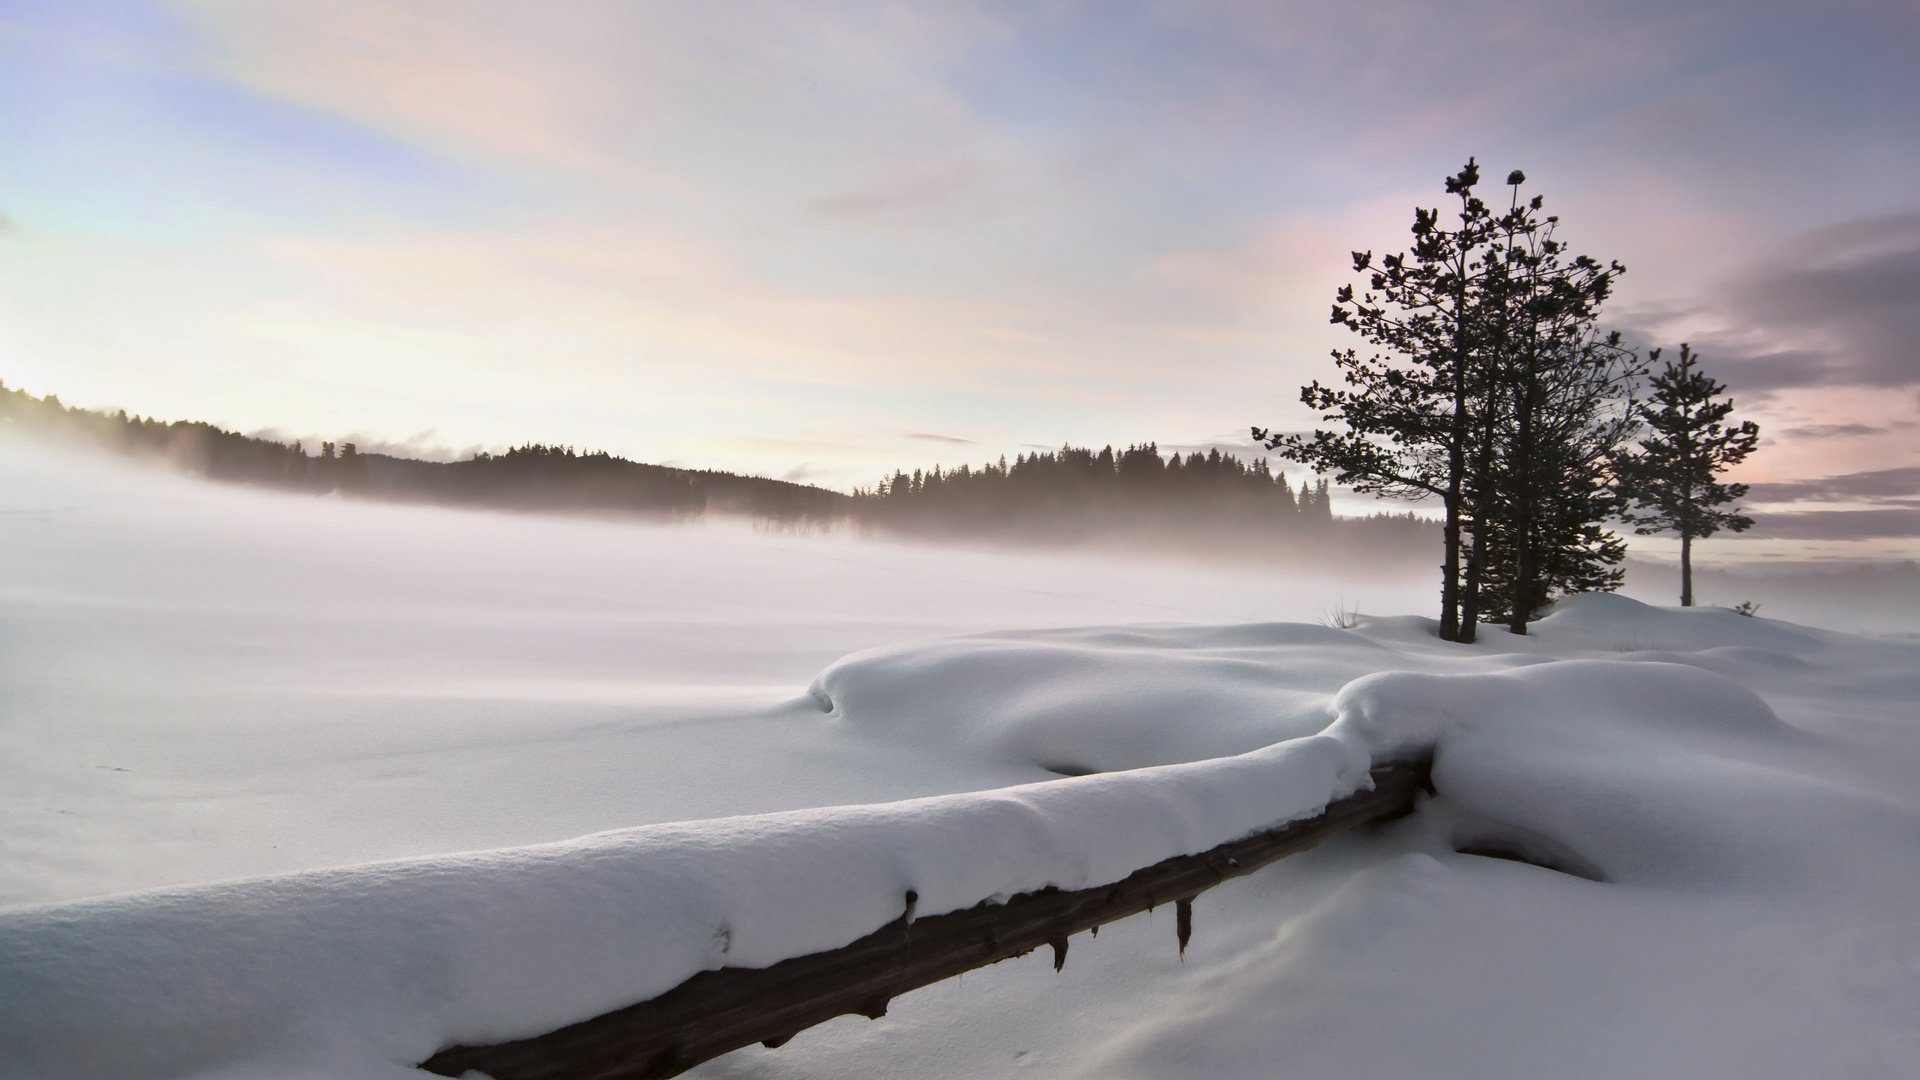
[3,438,1919,1079]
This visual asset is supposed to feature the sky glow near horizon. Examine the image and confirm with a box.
[1,0,1916,559]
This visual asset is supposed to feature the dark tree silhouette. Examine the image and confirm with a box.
[854,442,1299,537]
[846,441,1423,560]
[0,383,827,523]
[1257,158,1500,641]
[1612,344,1761,607]
[1471,179,1641,634]
[1259,160,1642,639]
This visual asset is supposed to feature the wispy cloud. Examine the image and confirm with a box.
[1743,509,1920,542]
[7,0,1917,516]
[1776,421,1913,441]
[1635,209,1920,395]
[806,158,1005,224]
[1162,437,1279,459]
[1746,466,1920,506]
[176,0,1007,183]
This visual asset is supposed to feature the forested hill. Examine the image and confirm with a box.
[0,382,844,525]
[0,381,1432,561]
[852,442,1431,560]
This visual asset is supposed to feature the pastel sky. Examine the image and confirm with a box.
[2,0,1916,558]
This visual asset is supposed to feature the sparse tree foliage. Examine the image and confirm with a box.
[1612,344,1760,606]
[1470,188,1641,633]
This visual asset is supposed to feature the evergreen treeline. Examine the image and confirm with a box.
[850,441,1432,559]
[0,384,327,488]
[0,381,839,525]
[365,444,704,519]
[1,380,1433,561]
[855,442,1328,533]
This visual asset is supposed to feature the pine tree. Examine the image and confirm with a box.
[1472,184,1642,634]
[1256,159,1501,640]
[1258,160,1639,639]
[1613,344,1760,607]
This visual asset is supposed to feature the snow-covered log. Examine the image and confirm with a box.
[421,759,1429,1080]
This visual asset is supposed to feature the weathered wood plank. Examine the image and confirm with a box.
[420,758,1430,1080]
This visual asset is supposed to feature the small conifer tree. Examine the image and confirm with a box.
[1613,344,1760,606]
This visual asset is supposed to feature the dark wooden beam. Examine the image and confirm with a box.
[421,758,1430,1080]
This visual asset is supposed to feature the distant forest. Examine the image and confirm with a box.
[0,381,1431,561]
[0,382,836,525]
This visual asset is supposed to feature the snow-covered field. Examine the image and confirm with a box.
[3,437,1917,1079]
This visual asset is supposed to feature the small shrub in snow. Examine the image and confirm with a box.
[1321,600,1359,630]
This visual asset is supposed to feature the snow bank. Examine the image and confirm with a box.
[1077,602,1920,1080]
[0,725,1376,1079]
[12,590,1912,1080]
[809,621,1388,773]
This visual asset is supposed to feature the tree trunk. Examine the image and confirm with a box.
[1508,347,1539,636]
[1459,513,1482,644]
[1680,531,1693,607]
[1440,488,1462,641]
[1680,461,1695,607]
[1440,341,1471,643]
[1460,400,1500,645]
[1441,224,1474,644]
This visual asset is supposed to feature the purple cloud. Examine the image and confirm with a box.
[1745,465,1920,506]
[1742,509,1920,542]
[1662,210,1920,395]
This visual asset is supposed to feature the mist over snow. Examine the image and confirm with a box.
[0,435,1434,905]
[3,433,1919,1080]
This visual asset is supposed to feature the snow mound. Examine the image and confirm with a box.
[1079,617,1920,1080]
[1533,591,1835,654]
[808,623,1385,774]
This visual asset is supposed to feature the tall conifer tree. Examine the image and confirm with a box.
[1256,159,1499,641]
[1473,179,1640,634]
[1259,160,1642,639]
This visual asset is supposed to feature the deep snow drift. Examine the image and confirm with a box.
[3,438,1918,1080]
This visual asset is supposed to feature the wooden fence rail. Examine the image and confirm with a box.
[421,757,1432,1080]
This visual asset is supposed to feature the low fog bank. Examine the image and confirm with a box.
[6,432,1914,905]
[0,434,1433,906]
[9,433,1920,1080]
[0,391,1434,572]
[0,430,1436,634]
[1621,557,1920,636]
